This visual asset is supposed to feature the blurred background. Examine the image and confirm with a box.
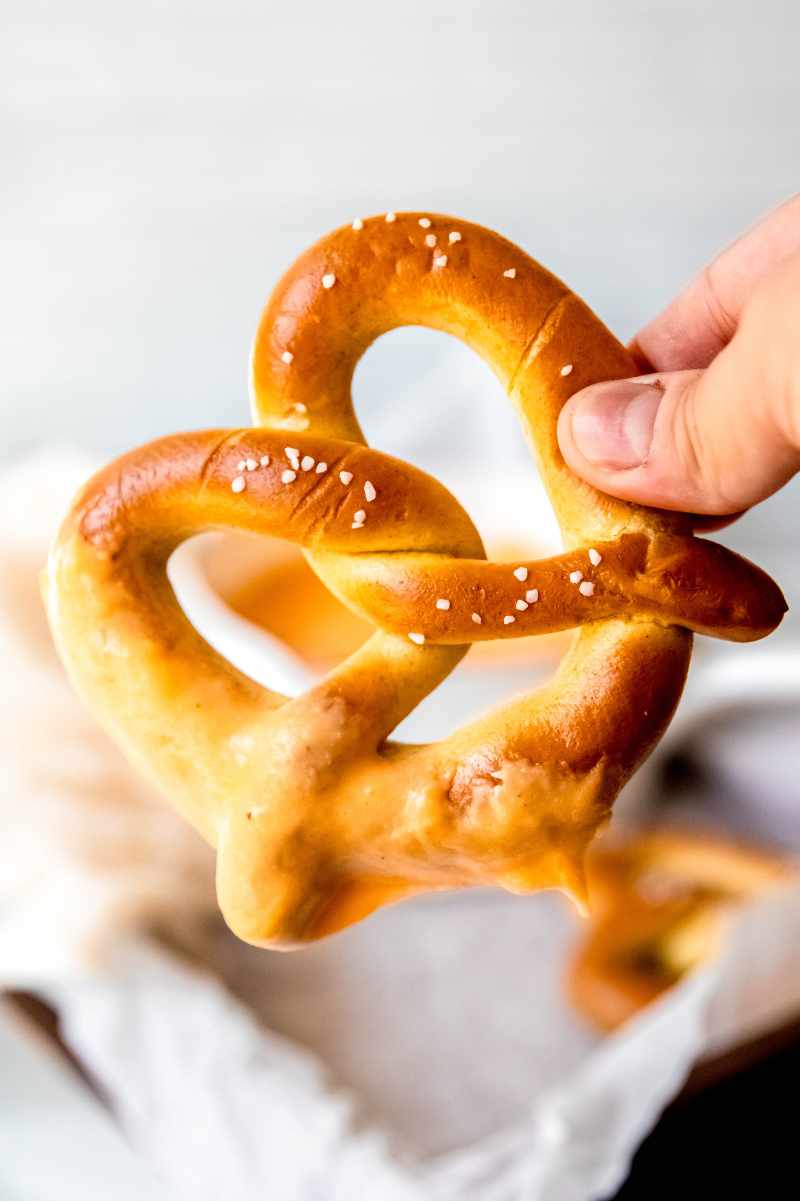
[3,3,800,1199]
[3,0,799,590]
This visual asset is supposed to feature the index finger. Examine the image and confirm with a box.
[631,192,800,372]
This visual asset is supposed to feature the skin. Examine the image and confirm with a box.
[557,193,800,519]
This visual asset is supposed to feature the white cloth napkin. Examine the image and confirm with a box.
[42,884,800,1201]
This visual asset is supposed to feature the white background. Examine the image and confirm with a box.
[3,1,799,565]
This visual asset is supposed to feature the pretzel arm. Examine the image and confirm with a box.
[46,427,481,838]
[313,533,785,644]
[46,432,275,835]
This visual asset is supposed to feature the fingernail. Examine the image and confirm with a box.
[568,381,662,470]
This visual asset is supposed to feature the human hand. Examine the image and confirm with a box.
[557,195,800,519]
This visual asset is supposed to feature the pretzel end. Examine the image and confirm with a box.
[561,856,591,917]
[640,534,788,642]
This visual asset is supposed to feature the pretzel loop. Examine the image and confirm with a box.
[47,214,786,948]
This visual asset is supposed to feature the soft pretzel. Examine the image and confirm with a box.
[568,828,793,1030]
[45,213,786,949]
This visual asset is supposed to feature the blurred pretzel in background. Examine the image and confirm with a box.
[568,829,795,1031]
[45,214,786,949]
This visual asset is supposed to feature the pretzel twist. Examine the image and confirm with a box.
[46,214,786,948]
[568,830,793,1030]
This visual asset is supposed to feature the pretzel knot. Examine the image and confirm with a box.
[46,214,786,948]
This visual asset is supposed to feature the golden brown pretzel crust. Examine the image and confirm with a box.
[45,213,786,949]
[568,829,793,1031]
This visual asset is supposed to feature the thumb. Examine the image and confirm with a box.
[557,287,800,515]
